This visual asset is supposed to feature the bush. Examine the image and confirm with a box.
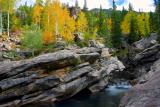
[21,29,43,51]
[83,31,96,41]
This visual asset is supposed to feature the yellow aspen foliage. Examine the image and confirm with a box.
[61,7,75,42]
[33,0,43,28]
[1,0,16,13]
[76,11,88,33]
[121,13,132,34]
[42,30,55,45]
[42,0,76,44]
[121,11,137,35]
[42,0,56,44]
[11,15,21,32]
[42,0,62,35]
[137,13,150,37]
[107,18,112,32]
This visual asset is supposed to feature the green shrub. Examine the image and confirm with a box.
[83,32,96,41]
[21,29,43,51]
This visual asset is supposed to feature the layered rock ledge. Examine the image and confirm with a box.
[0,47,125,107]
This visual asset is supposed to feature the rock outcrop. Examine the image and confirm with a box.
[132,33,157,52]
[122,33,160,82]
[120,59,160,107]
[120,34,160,107]
[0,47,125,107]
[131,44,160,81]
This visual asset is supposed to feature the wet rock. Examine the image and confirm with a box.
[89,76,109,93]
[88,57,125,92]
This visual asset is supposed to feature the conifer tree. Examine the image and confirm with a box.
[149,12,157,33]
[128,15,138,44]
[97,5,108,38]
[155,0,160,41]
[121,6,127,20]
[111,0,122,48]
[83,0,88,11]
[128,3,139,44]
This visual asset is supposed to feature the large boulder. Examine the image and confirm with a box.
[88,57,125,92]
[89,40,105,48]
[128,44,160,79]
[119,34,160,107]
[0,50,80,80]
[101,48,111,58]
[133,44,160,63]
[119,62,160,107]
[132,33,158,51]
[124,43,160,83]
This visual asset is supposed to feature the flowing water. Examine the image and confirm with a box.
[27,84,131,107]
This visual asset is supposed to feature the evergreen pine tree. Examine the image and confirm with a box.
[97,5,108,38]
[154,0,160,41]
[111,0,122,48]
[129,3,133,11]
[121,6,127,20]
[128,3,139,44]
[157,0,160,33]
[149,12,155,33]
[128,16,138,44]
[83,0,88,11]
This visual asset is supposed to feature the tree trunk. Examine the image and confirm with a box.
[55,21,58,36]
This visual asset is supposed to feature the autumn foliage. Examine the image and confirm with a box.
[42,31,55,45]
[33,0,43,28]
[40,0,86,44]
[76,11,88,32]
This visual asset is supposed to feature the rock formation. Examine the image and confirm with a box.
[120,33,160,107]
[0,47,125,107]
